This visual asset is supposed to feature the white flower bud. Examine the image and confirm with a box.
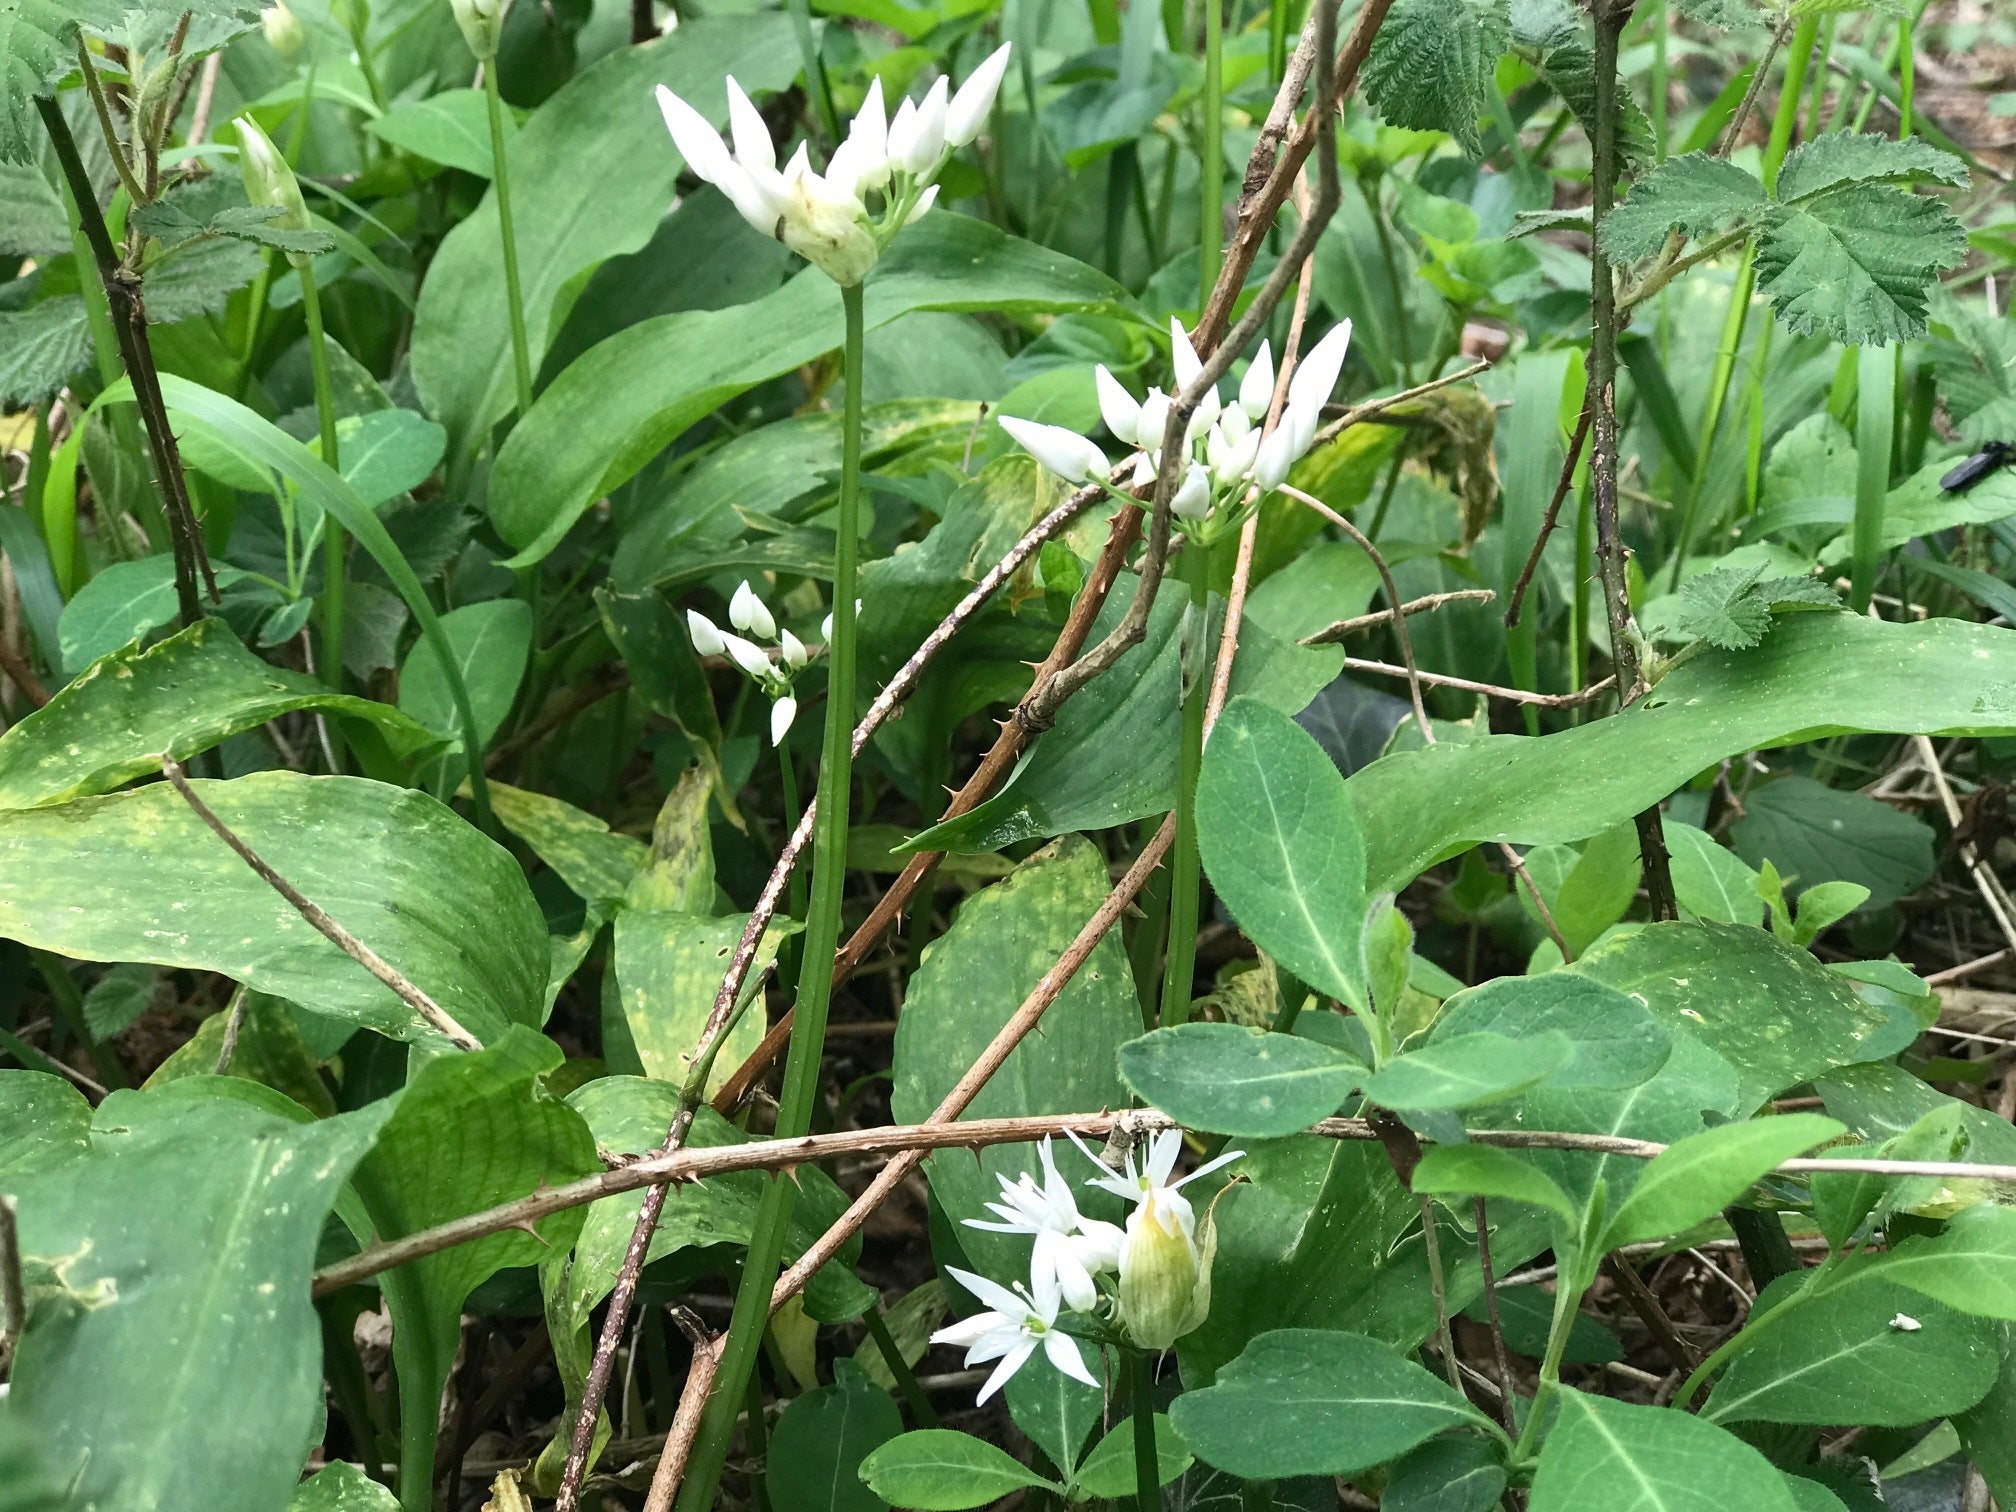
[262,1,304,58]
[998,415,1108,484]
[686,609,728,657]
[946,43,1012,148]
[729,580,776,638]
[1171,462,1212,522]
[1094,365,1142,447]
[770,694,798,746]
[1286,319,1353,422]
[1239,339,1274,421]
[450,0,504,59]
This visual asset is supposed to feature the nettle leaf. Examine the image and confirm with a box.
[0,296,91,408]
[1361,0,1511,155]
[1754,185,1968,346]
[1600,153,1768,264]
[1669,564,1841,651]
[1775,133,1969,202]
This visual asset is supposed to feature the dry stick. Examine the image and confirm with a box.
[1302,589,1497,645]
[710,496,1145,1114]
[158,756,483,1050]
[308,1106,2016,1297]
[1504,402,1592,630]
[1587,0,1677,923]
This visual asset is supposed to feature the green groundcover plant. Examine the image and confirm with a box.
[4,0,2016,1508]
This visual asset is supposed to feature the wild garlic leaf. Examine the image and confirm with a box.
[1755,186,1968,345]
[1599,153,1768,264]
[1362,0,1511,156]
[1671,565,1840,651]
[1775,133,1969,202]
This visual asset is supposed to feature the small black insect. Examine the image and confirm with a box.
[1940,440,2016,493]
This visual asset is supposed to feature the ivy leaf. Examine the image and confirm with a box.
[1754,185,1968,345]
[1775,133,1969,202]
[1362,0,1511,156]
[1600,153,1768,264]
[1671,564,1842,651]
[1512,0,1653,169]
[0,295,91,408]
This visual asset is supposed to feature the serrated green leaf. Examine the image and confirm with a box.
[1600,153,1768,264]
[1362,0,1511,155]
[1755,186,1968,345]
[0,296,90,408]
[1775,133,1969,202]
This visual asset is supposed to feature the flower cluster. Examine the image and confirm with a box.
[654,47,1011,287]
[928,1131,1241,1401]
[686,581,831,746]
[998,318,1354,544]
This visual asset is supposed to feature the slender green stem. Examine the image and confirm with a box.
[1158,557,1212,1029]
[299,264,346,700]
[1199,0,1223,311]
[485,68,535,418]
[1130,1349,1159,1512]
[863,1307,939,1427]
[674,282,867,1512]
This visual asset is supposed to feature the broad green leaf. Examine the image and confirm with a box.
[613,911,779,1095]
[890,837,1138,1278]
[858,1430,1059,1509]
[1430,973,1670,1090]
[1119,1023,1364,1138]
[1730,776,1933,910]
[1571,922,1900,1112]
[56,555,251,676]
[409,17,803,457]
[367,89,511,177]
[1381,1432,1509,1512]
[1192,696,1368,1010]
[1602,1113,1843,1249]
[1361,0,1510,154]
[1362,1031,1573,1113]
[0,1069,90,1180]
[1346,614,2016,892]
[1774,133,1969,202]
[1704,1266,2000,1425]
[1600,152,1768,263]
[0,773,546,1043]
[1528,1390,1803,1511]
[1169,1329,1495,1480]
[490,213,1140,562]
[1411,1144,1578,1223]
[488,781,647,908]
[1664,821,1762,925]
[287,1463,401,1510]
[767,1362,904,1512]
[0,619,432,810]
[350,1029,599,1500]
[1755,186,1968,345]
[1070,1415,1193,1498]
[908,604,1339,856]
[1864,1204,2016,1320]
[6,1090,390,1512]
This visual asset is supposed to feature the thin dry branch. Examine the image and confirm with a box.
[158,756,482,1051]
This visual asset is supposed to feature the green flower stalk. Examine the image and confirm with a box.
[240,114,345,697]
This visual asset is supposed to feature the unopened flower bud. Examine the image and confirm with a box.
[450,0,504,60]
[262,0,304,58]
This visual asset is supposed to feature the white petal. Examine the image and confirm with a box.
[725,76,775,172]
[1170,317,1205,390]
[1239,339,1275,420]
[729,580,776,637]
[998,415,1107,484]
[1286,319,1353,418]
[946,42,1012,147]
[975,1339,1038,1404]
[1094,366,1143,446]
[769,695,797,746]
[1042,1329,1100,1388]
[654,85,733,185]
[685,609,727,656]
